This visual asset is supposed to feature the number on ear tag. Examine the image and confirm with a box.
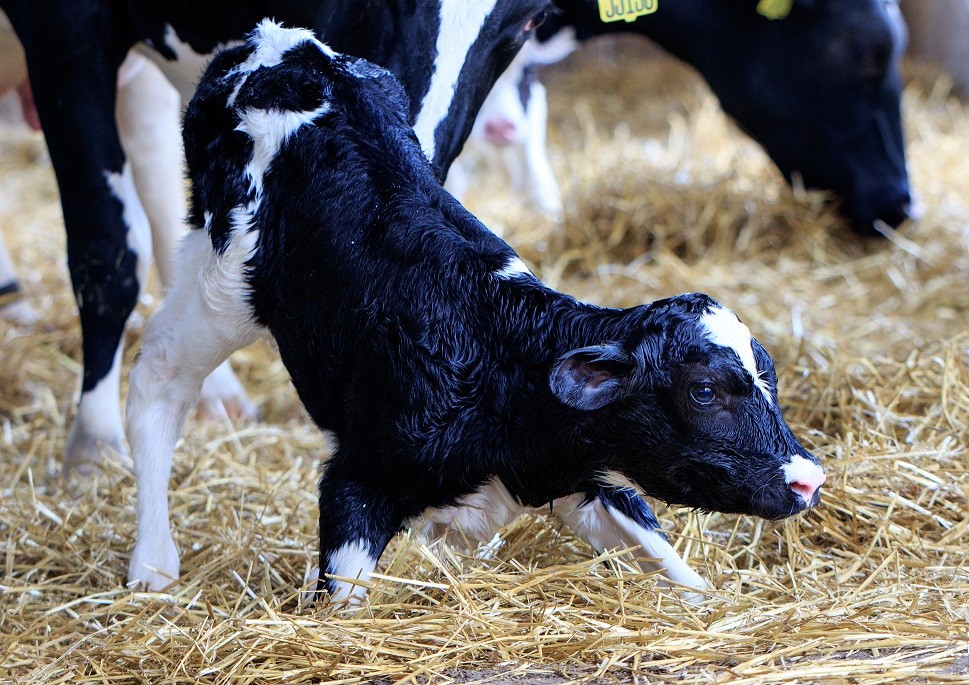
[757,0,794,20]
[597,0,658,24]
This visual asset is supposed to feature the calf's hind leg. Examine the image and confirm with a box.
[126,230,263,591]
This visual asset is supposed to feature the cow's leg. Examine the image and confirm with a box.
[127,230,263,590]
[7,6,150,474]
[554,488,708,594]
[114,53,259,422]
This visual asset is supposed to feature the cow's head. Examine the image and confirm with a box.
[549,0,916,235]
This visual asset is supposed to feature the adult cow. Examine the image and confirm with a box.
[0,0,551,473]
[545,0,916,235]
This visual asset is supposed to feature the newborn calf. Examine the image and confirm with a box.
[126,22,824,602]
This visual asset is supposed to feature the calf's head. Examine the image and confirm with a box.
[551,293,824,520]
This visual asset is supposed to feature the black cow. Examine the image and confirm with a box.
[0,0,551,473]
[125,23,825,600]
[544,0,915,234]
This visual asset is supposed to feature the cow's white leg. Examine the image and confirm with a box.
[116,53,258,422]
[554,490,708,599]
[64,162,152,475]
[127,230,263,590]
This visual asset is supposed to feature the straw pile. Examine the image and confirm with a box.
[1,42,967,684]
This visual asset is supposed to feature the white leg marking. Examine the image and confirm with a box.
[554,495,708,595]
[700,305,772,402]
[127,231,264,591]
[411,0,500,160]
[65,343,126,474]
[104,161,153,287]
[65,161,152,473]
[520,82,563,218]
[326,540,378,604]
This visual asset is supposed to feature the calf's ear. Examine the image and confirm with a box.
[550,344,636,411]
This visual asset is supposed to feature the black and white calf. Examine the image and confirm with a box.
[126,23,825,600]
[0,0,550,473]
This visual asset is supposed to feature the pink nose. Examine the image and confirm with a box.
[484,117,518,146]
[784,455,825,505]
[790,471,825,503]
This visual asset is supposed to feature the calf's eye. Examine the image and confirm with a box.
[690,384,716,406]
[524,10,548,33]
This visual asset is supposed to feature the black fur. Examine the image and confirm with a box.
[541,0,914,234]
[187,30,823,598]
[0,0,551,455]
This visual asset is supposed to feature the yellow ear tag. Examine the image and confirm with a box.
[597,0,658,24]
[757,0,794,20]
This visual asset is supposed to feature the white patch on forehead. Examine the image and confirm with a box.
[411,0,501,161]
[228,21,334,107]
[494,256,532,280]
[235,103,332,197]
[699,306,772,403]
[240,20,328,74]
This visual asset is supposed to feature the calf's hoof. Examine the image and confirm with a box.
[199,360,260,422]
[128,535,180,591]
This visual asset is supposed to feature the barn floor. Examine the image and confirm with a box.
[0,42,967,684]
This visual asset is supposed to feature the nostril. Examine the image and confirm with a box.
[789,471,826,504]
[784,455,826,505]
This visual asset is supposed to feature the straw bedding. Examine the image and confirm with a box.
[0,42,967,684]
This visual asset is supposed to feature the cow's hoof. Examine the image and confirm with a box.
[63,423,127,478]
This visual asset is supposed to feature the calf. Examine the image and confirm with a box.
[126,23,825,601]
[541,0,916,235]
[0,0,551,473]
[446,32,578,222]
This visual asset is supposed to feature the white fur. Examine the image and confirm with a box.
[417,478,525,545]
[236,103,332,197]
[783,454,826,504]
[494,256,532,280]
[127,231,265,590]
[553,494,708,597]
[105,162,153,286]
[411,0,500,159]
[326,540,378,603]
[700,306,772,403]
[225,21,328,107]
[64,344,126,472]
